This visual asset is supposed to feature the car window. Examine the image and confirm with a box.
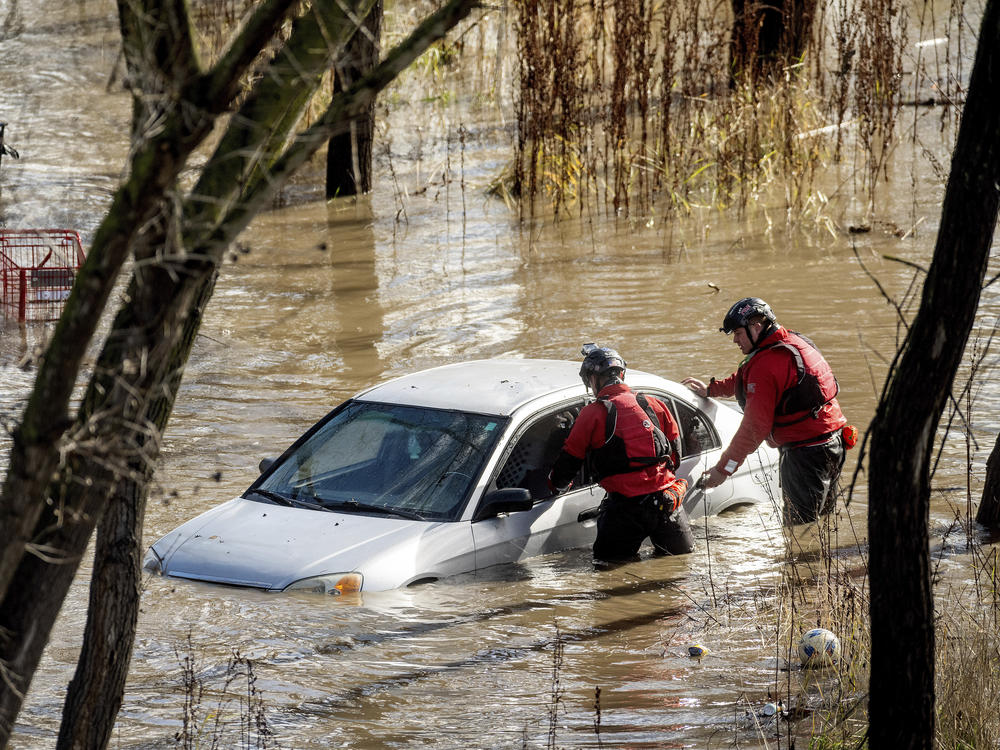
[632,390,720,457]
[300,408,393,470]
[667,397,721,457]
[255,401,505,521]
[491,400,590,500]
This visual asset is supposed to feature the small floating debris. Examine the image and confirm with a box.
[739,698,785,729]
[761,700,782,717]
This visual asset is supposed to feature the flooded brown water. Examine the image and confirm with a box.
[2,0,999,748]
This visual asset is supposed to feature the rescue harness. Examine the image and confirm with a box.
[736,331,840,427]
[590,392,680,481]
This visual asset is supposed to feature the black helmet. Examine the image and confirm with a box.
[720,297,776,334]
[579,343,626,388]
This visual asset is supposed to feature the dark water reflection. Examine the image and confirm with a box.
[2,0,999,747]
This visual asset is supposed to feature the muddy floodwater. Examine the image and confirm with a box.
[2,0,1000,748]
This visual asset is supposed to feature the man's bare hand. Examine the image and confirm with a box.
[681,377,708,398]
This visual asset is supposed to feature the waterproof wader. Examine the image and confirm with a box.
[593,482,694,561]
[779,433,846,524]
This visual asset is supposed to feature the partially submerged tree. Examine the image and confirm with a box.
[327,0,383,197]
[866,0,1000,745]
[976,432,1000,525]
[0,0,480,746]
[728,0,819,84]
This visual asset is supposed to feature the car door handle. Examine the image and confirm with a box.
[577,506,601,523]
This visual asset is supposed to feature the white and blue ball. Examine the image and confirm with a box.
[797,628,841,668]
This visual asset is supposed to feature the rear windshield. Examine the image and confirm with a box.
[252,401,505,521]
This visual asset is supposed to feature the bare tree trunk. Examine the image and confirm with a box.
[976,432,1000,525]
[56,267,217,750]
[867,0,1000,746]
[729,0,818,84]
[56,478,145,750]
[326,0,383,197]
[0,456,114,739]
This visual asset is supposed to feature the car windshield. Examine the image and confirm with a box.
[252,401,505,521]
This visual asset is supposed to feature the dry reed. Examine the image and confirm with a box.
[510,0,926,225]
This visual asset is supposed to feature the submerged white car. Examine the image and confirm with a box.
[144,359,779,593]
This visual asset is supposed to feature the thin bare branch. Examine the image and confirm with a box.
[882,254,929,275]
[199,0,300,108]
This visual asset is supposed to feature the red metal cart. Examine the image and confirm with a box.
[0,229,86,322]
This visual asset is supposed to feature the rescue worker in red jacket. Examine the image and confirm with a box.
[682,297,847,524]
[549,344,694,561]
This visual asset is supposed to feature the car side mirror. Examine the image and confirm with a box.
[258,457,277,474]
[473,488,533,522]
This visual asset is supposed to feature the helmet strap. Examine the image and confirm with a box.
[747,320,777,350]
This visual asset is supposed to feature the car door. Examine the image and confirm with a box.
[471,399,603,569]
[637,390,731,518]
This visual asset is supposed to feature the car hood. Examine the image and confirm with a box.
[148,497,440,591]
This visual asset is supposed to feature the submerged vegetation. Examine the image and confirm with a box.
[193,0,973,230]
[431,0,972,235]
[174,638,279,749]
[507,0,957,223]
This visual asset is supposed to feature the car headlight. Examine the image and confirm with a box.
[283,572,363,595]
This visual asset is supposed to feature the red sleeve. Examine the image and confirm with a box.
[707,371,738,398]
[715,352,797,474]
[560,402,605,459]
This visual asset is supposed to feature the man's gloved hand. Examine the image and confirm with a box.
[699,466,727,489]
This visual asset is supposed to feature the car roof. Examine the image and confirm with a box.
[353,358,680,417]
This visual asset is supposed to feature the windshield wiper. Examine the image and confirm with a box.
[318,498,426,521]
[249,488,317,509]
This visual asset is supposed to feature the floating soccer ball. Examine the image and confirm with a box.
[797,628,840,668]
